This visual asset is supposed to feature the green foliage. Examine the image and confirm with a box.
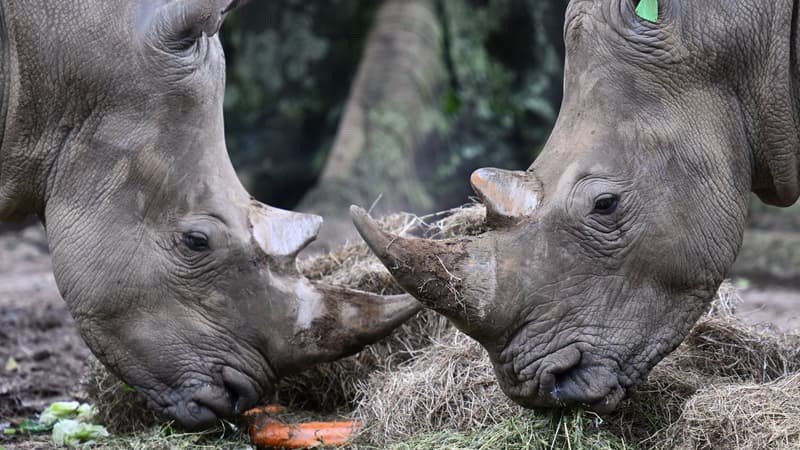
[361,109,435,211]
[221,1,379,207]
[221,0,565,210]
[419,0,566,207]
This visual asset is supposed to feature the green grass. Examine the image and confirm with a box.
[387,412,635,450]
[87,424,251,450]
[5,424,252,450]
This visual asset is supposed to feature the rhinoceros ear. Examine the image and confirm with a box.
[150,0,247,50]
[470,168,541,227]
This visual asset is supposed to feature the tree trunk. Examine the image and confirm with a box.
[297,0,445,250]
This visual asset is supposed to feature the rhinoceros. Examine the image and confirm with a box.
[0,0,420,429]
[352,0,798,413]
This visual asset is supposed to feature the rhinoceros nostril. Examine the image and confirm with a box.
[177,400,219,431]
[552,369,584,402]
[552,384,562,400]
[187,400,202,416]
[190,383,234,422]
[549,364,622,411]
[222,367,260,415]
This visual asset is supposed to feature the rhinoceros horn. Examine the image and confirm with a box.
[250,203,324,269]
[285,281,424,370]
[350,205,500,338]
[249,203,421,369]
[469,168,540,227]
[351,169,542,339]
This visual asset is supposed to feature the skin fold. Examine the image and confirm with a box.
[353,0,799,413]
[0,0,420,429]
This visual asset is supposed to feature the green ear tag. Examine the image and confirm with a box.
[635,0,659,23]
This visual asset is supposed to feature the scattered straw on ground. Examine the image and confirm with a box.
[675,374,800,449]
[74,204,800,449]
[352,330,523,445]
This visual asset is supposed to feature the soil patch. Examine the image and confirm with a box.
[0,225,92,448]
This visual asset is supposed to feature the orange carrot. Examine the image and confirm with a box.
[250,421,363,448]
[242,404,287,418]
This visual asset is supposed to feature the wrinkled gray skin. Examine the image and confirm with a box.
[0,0,420,429]
[353,0,800,413]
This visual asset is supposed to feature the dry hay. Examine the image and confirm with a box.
[82,204,800,449]
[353,279,800,450]
[674,374,800,450]
[275,206,482,411]
[352,329,523,444]
[82,359,164,433]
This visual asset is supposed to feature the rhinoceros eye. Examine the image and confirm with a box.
[593,194,619,215]
[182,231,209,252]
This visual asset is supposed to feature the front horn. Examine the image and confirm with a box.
[350,206,496,334]
[279,280,422,372]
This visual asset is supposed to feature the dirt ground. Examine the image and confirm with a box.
[735,286,800,331]
[0,224,799,448]
[0,225,92,448]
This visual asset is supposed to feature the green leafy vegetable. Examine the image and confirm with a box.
[39,401,95,426]
[1,401,108,446]
[635,0,658,23]
[4,356,18,372]
[51,420,109,447]
[17,418,52,434]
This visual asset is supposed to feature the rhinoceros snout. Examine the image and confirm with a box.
[167,397,222,431]
[222,367,261,415]
[164,368,261,430]
[497,344,629,414]
[547,366,627,413]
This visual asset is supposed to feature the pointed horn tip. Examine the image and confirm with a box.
[469,168,500,203]
[341,289,422,317]
[350,205,405,265]
[294,213,323,254]
[469,168,492,190]
[387,292,424,318]
[349,205,368,221]
[349,205,380,240]
[306,213,324,238]
[250,206,324,257]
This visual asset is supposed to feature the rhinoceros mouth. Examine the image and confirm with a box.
[494,342,635,414]
[135,364,267,430]
[163,384,232,430]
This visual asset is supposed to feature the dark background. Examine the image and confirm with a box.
[220,0,566,212]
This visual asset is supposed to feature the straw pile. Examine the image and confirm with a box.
[84,205,800,449]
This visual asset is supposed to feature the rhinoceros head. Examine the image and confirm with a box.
[352,0,798,412]
[23,0,419,429]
